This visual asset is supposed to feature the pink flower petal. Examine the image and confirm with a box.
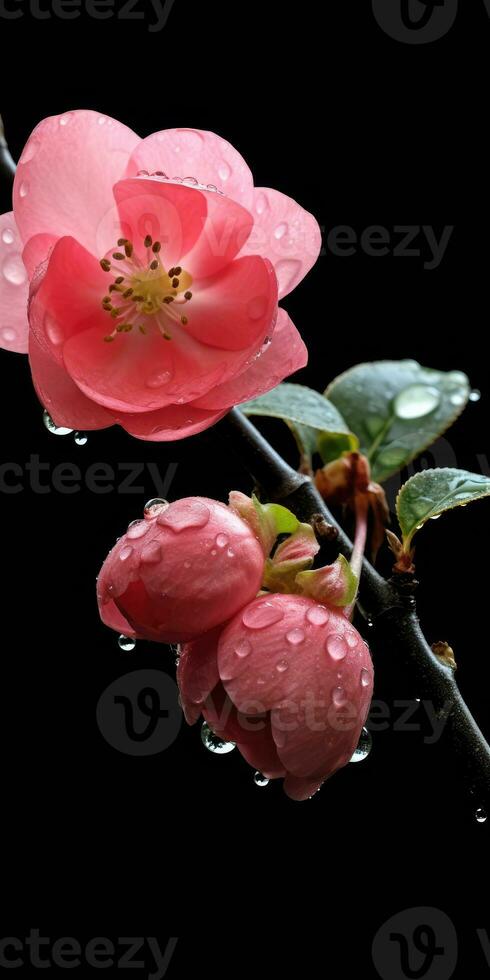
[22,233,57,278]
[28,236,110,365]
[187,255,277,351]
[13,110,140,255]
[240,186,322,298]
[237,722,287,779]
[113,178,208,270]
[180,190,254,279]
[177,627,222,725]
[0,212,29,353]
[116,403,227,442]
[29,330,114,430]
[193,309,307,411]
[126,128,254,208]
[283,774,326,802]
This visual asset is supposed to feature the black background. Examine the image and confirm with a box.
[1,0,489,969]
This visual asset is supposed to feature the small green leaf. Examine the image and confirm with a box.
[397,468,490,547]
[260,501,299,535]
[296,555,358,608]
[325,361,470,482]
[241,383,358,469]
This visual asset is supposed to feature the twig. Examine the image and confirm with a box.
[217,409,490,808]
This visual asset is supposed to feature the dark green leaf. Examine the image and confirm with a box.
[397,468,490,547]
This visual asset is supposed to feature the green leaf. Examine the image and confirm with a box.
[241,383,358,469]
[260,501,299,535]
[296,555,358,608]
[396,468,490,547]
[325,361,470,482]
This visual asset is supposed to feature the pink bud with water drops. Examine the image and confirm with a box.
[97,496,265,644]
[178,592,374,801]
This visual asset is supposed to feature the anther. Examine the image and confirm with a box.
[100,259,111,272]
[115,276,125,285]
[184,291,192,300]
[152,241,161,253]
[144,235,153,248]
[117,238,128,247]
[150,260,159,270]
[181,316,188,325]
[172,277,179,288]
[123,288,134,298]
[174,267,182,275]
[124,242,133,258]
[113,252,126,261]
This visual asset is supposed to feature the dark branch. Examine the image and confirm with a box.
[218,409,490,807]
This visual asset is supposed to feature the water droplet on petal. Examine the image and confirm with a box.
[43,410,73,436]
[350,727,372,763]
[254,771,269,787]
[144,497,169,519]
[119,545,133,562]
[346,631,358,649]
[118,634,136,652]
[59,113,73,126]
[275,258,301,294]
[276,659,289,673]
[141,541,162,564]
[184,560,192,569]
[45,315,64,345]
[235,639,252,658]
[74,432,88,446]
[218,161,231,181]
[394,384,440,420]
[475,807,487,824]
[274,222,288,239]
[227,548,235,558]
[158,499,210,532]
[430,514,441,521]
[2,254,27,285]
[146,369,172,389]
[326,634,348,661]
[216,533,229,549]
[332,687,347,708]
[247,294,268,320]
[242,601,284,630]
[0,327,16,344]
[19,182,29,198]
[211,549,217,556]
[2,228,15,245]
[469,389,481,402]
[450,392,466,407]
[255,192,268,214]
[360,668,371,688]
[286,628,305,646]
[201,721,235,754]
[306,604,329,626]
[127,520,150,539]
[19,141,39,164]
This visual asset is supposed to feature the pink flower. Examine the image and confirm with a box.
[178,593,373,801]
[0,111,321,440]
[97,497,264,644]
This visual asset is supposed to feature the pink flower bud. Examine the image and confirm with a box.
[97,497,264,643]
[178,592,374,800]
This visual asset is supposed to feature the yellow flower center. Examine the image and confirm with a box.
[100,235,193,343]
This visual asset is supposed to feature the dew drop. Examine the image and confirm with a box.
[306,604,329,626]
[19,182,29,198]
[45,315,64,345]
[0,327,16,344]
[144,497,169,518]
[146,369,172,389]
[2,228,15,245]
[43,410,73,436]
[218,161,231,181]
[346,631,358,649]
[201,721,235,754]
[332,687,347,708]
[447,371,467,384]
[275,259,301,294]
[430,514,441,521]
[254,771,269,787]
[216,533,229,549]
[326,634,348,661]
[469,389,481,402]
[274,222,288,239]
[127,520,150,539]
[276,659,289,673]
[98,116,107,125]
[227,548,235,558]
[184,560,192,569]
[19,140,39,164]
[242,600,284,630]
[247,294,268,320]
[360,667,371,688]
[450,392,466,407]
[118,634,136,652]
[59,113,73,126]
[119,545,133,562]
[74,432,88,446]
[158,499,210,532]
[394,384,440,420]
[255,192,268,214]
[211,549,217,556]
[475,807,487,824]
[286,628,305,646]
[235,639,252,658]
[141,541,162,564]
[350,727,372,763]
[2,254,27,285]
